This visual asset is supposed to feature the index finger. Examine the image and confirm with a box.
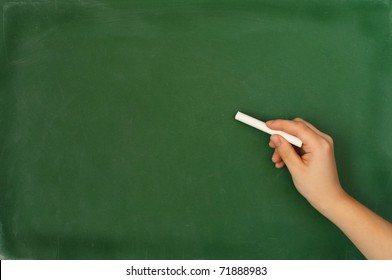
[266,119,319,144]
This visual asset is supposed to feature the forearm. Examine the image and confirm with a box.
[316,188,392,260]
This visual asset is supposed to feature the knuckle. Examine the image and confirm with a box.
[293,117,304,122]
[320,138,333,152]
[296,122,308,132]
[278,145,294,161]
[280,149,290,159]
[326,135,334,144]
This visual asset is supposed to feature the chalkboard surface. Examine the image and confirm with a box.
[1,0,391,259]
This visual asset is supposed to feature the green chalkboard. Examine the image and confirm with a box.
[1,0,391,259]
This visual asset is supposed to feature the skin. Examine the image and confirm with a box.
[266,118,392,260]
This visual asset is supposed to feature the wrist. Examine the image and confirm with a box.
[308,185,350,216]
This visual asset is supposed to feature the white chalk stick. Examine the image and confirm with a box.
[235,111,303,148]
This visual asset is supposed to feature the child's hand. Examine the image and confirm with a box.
[266,118,345,211]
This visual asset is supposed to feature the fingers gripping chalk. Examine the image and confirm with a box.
[235,111,303,148]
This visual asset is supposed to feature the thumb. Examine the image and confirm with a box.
[271,135,302,172]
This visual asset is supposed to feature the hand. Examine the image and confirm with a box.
[266,118,345,211]
[267,118,392,259]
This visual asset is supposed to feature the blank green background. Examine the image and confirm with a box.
[0,0,391,259]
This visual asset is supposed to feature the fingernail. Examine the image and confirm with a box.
[266,120,273,126]
[270,135,281,147]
